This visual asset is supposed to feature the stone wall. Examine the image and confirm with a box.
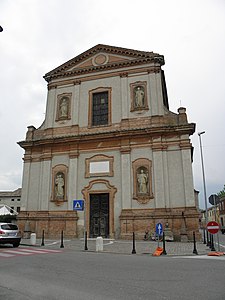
[17,211,78,239]
[119,207,201,241]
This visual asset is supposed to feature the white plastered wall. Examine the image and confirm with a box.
[78,77,122,127]
[130,147,154,209]
[76,150,122,231]
[39,160,52,211]
[20,161,31,211]
[42,68,165,130]
[25,162,41,211]
[120,153,132,209]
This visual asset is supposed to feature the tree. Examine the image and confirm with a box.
[217,184,225,198]
[0,214,17,223]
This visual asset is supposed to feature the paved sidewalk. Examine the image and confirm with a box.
[20,238,211,256]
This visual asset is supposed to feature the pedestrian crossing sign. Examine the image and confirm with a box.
[73,200,84,211]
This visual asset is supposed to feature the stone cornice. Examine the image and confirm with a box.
[18,122,195,150]
[47,66,161,90]
[45,59,162,83]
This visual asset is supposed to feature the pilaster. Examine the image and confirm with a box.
[72,81,81,125]
[121,152,132,209]
[20,161,31,211]
[45,87,57,128]
[153,149,165,208]
[120,74,128,119]
[39,160,52,210]
[181,148,195,207]
[148,73,158,115]
[68,157,78,210]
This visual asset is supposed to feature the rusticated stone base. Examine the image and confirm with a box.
[17,211,78,239]
[119,207,201,241]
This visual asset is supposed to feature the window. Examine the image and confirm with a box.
[92,92,108,126]
[17,199,20,201]
[89,88,111,127]
[11,198,14,201]
[17,207,21,213]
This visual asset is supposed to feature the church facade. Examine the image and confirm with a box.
[18,44,200,240]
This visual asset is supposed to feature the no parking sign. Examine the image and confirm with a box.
[207,221,219,234]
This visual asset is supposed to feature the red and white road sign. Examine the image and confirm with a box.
[207,221,219,234]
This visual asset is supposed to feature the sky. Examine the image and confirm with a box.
[0,0,225,209]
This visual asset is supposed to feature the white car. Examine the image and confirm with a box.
[0,223,21,247]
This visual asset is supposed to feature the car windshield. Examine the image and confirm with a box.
[1,224,18,230]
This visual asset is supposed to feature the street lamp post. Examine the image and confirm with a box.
[198,131,209,245]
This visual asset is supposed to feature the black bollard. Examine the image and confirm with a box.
[203,228,206,244]
[211,234,215,251]
[209,233,212,249]
[162,232,167,255]
[60,230,64,248]
[41,229,45,246]
[206,230,210,247]
[84,231,88,251]
[192,231,198,255]
[132,232,136,254]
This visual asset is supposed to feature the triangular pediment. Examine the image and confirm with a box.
[44,44,164,82]
[66,52,131,71]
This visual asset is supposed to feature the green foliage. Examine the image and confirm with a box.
[217,184,225,198]
[0,214,17,223]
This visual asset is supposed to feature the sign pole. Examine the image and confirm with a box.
[155,223,163,247]
[83,200,88,250]
[213,195,220,251]
[216,232,220,252]
[73,200,87,250]
[207,220,219,250]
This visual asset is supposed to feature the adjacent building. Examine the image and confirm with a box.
[0,188,21,214]
[18,44,200,240]
[219,196,225,229]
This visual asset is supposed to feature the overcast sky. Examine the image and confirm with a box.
[0,0,225,208]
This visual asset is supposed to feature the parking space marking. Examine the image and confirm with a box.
[0,247,63,258]
[173,255,225,260]
[17,248,55,254]
[0,252,14,257]
[3,250,33,255]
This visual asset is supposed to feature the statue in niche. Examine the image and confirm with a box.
[134,86,145,108]
[55,173,65,198]
[137,168,148,194]
[59,97,68,118]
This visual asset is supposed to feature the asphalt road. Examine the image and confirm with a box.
[0,248,225,300]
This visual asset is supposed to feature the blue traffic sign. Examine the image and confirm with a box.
[155,223,163,236]
[73,200,84,211]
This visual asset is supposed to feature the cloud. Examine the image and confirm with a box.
[0,0,224,208]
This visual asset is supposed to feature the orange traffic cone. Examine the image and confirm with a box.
[152,247,163,256]
[208,252,225,256]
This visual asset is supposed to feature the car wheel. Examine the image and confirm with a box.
[13,242,20,248]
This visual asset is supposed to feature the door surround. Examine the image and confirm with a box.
[82,179,117,238]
